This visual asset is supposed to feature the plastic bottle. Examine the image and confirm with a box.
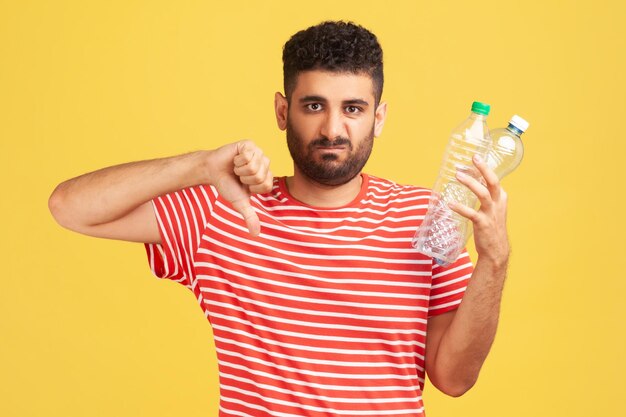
[412,101,492,266]
[486,115,529,179]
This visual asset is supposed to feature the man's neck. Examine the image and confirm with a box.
[285,170,364,208]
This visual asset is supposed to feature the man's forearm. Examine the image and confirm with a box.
[430,256,508,395]
[49,151,209,231]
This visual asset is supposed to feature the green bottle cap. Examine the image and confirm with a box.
[471,101,490,116]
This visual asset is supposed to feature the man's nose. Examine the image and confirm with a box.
[320,110,346,140]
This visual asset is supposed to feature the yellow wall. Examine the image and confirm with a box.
[2,1,624,416]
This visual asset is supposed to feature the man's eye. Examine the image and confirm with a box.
[346,106,361,114]
[306,103,322,111]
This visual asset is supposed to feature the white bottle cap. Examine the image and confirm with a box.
[509,115,530,132]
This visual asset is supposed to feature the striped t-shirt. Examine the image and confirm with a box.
[145,173,473,417]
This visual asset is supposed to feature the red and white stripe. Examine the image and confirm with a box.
[145,174,473,417]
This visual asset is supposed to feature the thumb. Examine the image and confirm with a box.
[231,198,261,237]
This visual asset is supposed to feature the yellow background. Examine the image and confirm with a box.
[1,0,625,416]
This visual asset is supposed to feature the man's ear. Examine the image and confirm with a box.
[274,92,288,131]
[374,101,387,137]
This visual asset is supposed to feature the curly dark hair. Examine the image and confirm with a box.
[282,21,384,106]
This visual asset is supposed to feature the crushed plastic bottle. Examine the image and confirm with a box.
[412,101,492,266]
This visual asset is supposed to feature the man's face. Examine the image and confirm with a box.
[282,70,381,186]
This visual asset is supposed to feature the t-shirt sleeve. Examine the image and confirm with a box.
[427,249,474,317]
[144,185,217,288]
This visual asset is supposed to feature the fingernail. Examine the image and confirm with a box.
[473,155,483,163]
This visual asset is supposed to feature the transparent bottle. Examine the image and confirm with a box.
[412,101,492,266]
[486,115,529,179]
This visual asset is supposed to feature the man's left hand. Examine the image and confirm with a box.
[448,154,510,268]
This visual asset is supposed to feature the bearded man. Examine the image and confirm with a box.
[49,20,510,417]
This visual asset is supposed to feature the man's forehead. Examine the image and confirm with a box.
[291,70,376,102]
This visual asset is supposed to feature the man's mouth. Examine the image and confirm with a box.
[316,145,346,150]
[311,138,352,151]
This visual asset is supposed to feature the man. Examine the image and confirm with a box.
[49,21,509,417]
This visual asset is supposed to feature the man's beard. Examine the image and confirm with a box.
[286,119,375,186]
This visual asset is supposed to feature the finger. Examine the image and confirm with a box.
[456,164,481,181]
[231,198,261,236]
[235,154,268,178]
[472,155,501,200]
[233,150,257,170]
[240,156,269,185]
[248,170,274,194]
[233,161,256,176]
[448,201,480,223]
[233,141,258,168]
[456,170,492,208]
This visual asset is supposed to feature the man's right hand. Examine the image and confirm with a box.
[208,140,273,236]
[48,140,273,243]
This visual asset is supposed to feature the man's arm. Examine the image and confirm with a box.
[425,154,510,397]
[48,141,273,243]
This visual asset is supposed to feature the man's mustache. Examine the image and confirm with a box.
[310,137,353,149]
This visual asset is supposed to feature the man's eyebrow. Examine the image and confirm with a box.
[343,98,369,107]
[298,96,370,106]
[299,95,328,103]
